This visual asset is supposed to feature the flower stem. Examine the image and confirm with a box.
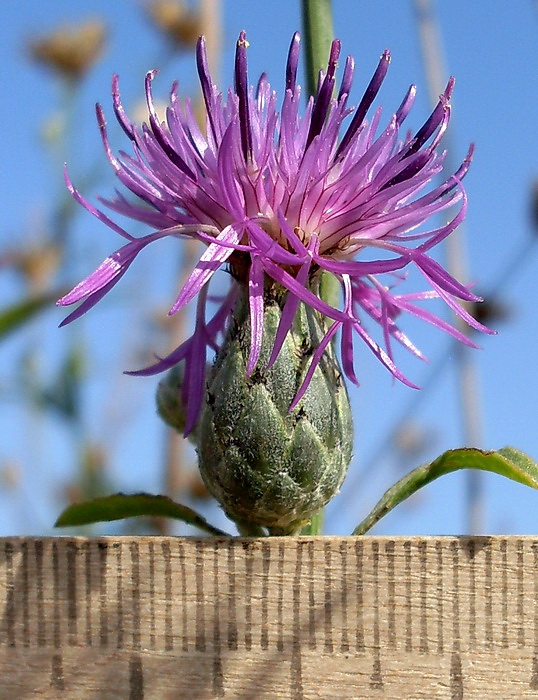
[236,520,267,537]
[301,0,341,315]
[301,508,324,536]
[301,0,335,97]
[300,0,337,537]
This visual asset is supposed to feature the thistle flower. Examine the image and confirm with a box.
[58,31,491,439]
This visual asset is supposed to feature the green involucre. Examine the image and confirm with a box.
[198,291,353,535]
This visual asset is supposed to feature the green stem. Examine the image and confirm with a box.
[319,270,341,312]
[301,0,335,97]
[300,508,324,535]
[235,520,268,537]
[300,0,337,537]
[301,0,340,313]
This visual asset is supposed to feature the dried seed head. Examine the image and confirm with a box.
[29,19,106,80]
[147,1,201,48]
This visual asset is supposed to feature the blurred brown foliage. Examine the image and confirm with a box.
[147,0,202,48]
[29,19,106,80]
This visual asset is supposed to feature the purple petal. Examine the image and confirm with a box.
[339,276,360,385]
[336,49,391,158]
[352,318,418,388]
[58,273,128,327]
[64,166,134,241]
[58,243,139,305]
[267,235,319,369]
[169,225,241,314]
[183,287,212,435]
[290,321,340,410]
[261,258,348,323]
[246,256,264,374]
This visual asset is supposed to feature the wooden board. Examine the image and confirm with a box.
[0,536,537,698]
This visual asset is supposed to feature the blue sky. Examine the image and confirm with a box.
[1,1,538,536]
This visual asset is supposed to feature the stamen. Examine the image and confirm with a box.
[196,35,218,143]
[112,75,135,139]
[234,30,254,162]
[400,77,455,158]
[337,55,354,103]
[286,32,300,92]
[145,72,195,179]
[255,73,266,100]
[380,150,431,190]
[306,39,340,149]
[336,49,391,159]
[394,84,416,126]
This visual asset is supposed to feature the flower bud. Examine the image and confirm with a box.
[156,364,200,446]
[198,292,353,535]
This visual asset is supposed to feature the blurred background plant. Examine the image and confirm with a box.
[1,0,537,536]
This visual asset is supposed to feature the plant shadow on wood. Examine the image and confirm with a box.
[0,536,537,698]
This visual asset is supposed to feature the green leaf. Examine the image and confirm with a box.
[38,345,85,420]
[55,493,231,537]
[352,447,538,536]
[0,290,64,339]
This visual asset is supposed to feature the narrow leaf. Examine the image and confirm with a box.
[352,447,538,536]
[0,290,66,339]
[55,492,231,537]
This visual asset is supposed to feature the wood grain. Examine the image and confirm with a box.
[0,536,536,698]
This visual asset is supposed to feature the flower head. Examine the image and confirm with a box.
[58,31,492,434]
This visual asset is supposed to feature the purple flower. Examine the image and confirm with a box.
[58,31,492,434]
